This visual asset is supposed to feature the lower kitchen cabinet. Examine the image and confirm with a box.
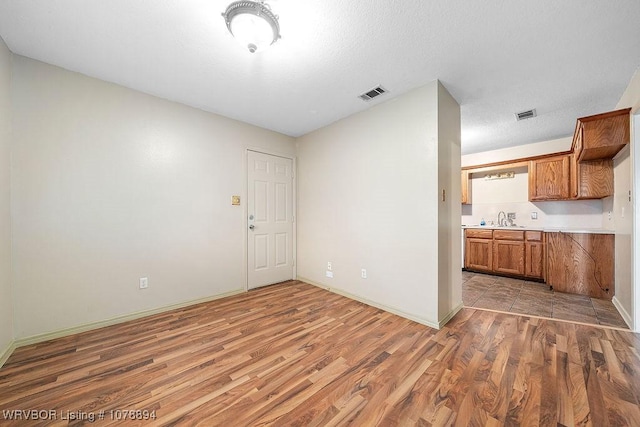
[466,238,493,272]
[493,230,525,276]
[524,231,545,279]
[465,228,544,281]
[493,240,525,275]
[546,232,614,299]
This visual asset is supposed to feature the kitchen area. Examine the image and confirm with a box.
[461,108,630,328]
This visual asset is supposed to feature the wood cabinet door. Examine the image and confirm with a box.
[493,240,525,276]
[572,158,614,199]
[461,170,471,204]
[579,109,630,161]
[465,238,492,272]
[525,241,544,279]
[528,155,570,201]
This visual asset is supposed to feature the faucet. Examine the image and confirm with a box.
[497,211,506,227]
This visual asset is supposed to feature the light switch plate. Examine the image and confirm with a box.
[231,195,241,206]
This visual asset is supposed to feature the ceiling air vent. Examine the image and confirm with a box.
[359,86,388,101]
[515,109,537,121]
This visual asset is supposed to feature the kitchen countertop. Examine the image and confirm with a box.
[462,225,614,234]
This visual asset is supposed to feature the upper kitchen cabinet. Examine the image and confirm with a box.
[465,108,629,203]
[574,108,631,161]
[528,154,570,201]
[567,108,629,199]
[461,170,471,204]
[570,155,613,199]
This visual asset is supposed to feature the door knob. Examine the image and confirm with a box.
[249,225,255,230]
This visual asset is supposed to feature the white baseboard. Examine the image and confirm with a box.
[439,302,464,328]
[3,281,466,368]
[298,276,444,329]
[0,339,17,369]
[12,289,246,349]
[612,296,633,329]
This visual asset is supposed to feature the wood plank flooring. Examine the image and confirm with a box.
[1,280,640,426]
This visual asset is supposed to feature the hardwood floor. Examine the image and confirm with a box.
[1,280,640,426]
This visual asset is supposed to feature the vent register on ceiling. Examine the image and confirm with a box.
[358,86,388,101]
[515,109,537,121]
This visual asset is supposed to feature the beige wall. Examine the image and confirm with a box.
[613,68,640,328]
[437,83,462,321]
[296,81,461,327]
[10,56,295,339]
[0,37,13,356]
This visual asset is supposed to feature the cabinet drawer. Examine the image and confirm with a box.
[493,230,524,241]
[465,229,493,239]
[525,231,543,242]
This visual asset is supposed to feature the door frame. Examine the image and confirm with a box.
[633,112,640,331]
[244,148,297,291]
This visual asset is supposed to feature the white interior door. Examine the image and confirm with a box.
[247,151,294,289]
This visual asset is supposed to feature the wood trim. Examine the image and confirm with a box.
[462,152,571,172]
[525,230,543,241]
[465,228,493,239]
[576,107,632,123]
[493,229,524,241]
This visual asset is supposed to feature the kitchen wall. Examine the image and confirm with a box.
[461,137,606,229]
[297,81,461,328]
[10,56,296,339]
[612,67,640,328]
[0,37,13,361]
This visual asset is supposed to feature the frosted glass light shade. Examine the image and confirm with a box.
[222,1,280,53]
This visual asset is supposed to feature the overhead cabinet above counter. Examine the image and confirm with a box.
[574,108,631,161]
[462,108,631,203]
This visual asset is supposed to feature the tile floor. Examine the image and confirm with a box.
[462,270,629,329]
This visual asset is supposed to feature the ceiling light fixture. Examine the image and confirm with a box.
[222,1,281,53]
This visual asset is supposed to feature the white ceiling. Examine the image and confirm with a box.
[0,1,639,154]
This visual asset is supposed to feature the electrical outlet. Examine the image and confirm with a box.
[326,271,333,278]
[531,212,537,220]
[361,269,367,279]
[139,277,148,289]
[507,212,516,220]
[327,262,332,271]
